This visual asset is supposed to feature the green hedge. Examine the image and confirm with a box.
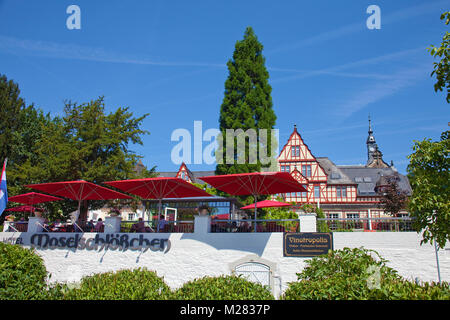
[282,247,450,300]
[0,243,50,300]
[1,243,448,300]
[173,275,274,300]
[60,268,172,300]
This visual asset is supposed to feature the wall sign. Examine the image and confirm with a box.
[283,232,333,257]
[29,233,171,253]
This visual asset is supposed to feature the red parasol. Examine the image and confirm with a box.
[26,180,132,222]
[199,172,306,231]
[104,177,212,231]
[212,213,230,220]
[240,199,292,210]
[9,192,62,205]
[5,205,38,212]
[8,192,62,217]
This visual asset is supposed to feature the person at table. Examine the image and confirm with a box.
[94,218,104,232]
[51,219,63,232]
[158,214,168,232]
[86,219,95,232]
[131,218,147,233]
[237,216,248,232]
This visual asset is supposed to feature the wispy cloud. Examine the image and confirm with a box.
[267,0,450,56]
[270,47,425,84]
[0,35,225,68]
[334,63,430,119]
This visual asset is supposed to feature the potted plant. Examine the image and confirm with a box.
[109,207,121,217]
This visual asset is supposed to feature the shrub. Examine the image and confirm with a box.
[282,247,450,300]
[0,242,50,300]
[173,275,274,300]
[61,268,172,300]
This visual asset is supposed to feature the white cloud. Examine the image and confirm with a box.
[335,64,429,119]
[0,35,225,68]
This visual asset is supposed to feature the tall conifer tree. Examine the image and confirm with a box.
[216,27,277,176]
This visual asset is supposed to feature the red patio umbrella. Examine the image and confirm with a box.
[104,177,212,231]
[5,205,37,212]
[9,192,62,217]
[9,192,62,205]
[240,199,292,210]
[26,180,132,222]
[199,172,306,231]
[212,213,230,220]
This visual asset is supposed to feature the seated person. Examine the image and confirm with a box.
[86,219,95,232]
[158,214,168,232]
[230,221,238,232]
[94,218,104,232]
[51,219,63,232]
[131,218,146,233]
[238,217,251,232]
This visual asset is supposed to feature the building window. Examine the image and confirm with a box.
[314,186,320,198]
[301,185,307,198]
[128,213,136,221]
[291,146,300,157]
[347,213,360,219]
[328,213,339,219]
[336,186,347,198]
[302,165,311,177]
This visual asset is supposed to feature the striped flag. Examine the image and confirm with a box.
[0,159,8,217]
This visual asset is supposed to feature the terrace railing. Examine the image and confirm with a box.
[2,221,28,232]
[211,219,300,233]
[316,217,416,232]
[39,221,103,233]
[120,220,194,233]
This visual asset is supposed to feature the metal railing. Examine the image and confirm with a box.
[2,221,28,232]
[316,217,416,232]
[40,221,103,233]
[120,220,194,233]
[211,219,300,233]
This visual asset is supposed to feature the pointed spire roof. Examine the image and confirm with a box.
[367,115,376,144]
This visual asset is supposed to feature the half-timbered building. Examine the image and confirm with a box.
[276,121,411,219]
[152,120,411,220]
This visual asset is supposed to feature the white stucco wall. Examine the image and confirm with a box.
[1,230,448,298]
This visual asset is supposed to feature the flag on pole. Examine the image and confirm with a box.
[0,159,8,217]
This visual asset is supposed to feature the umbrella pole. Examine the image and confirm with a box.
[254,194,257,232]
[157,199,162,232]
[77,200,81,225]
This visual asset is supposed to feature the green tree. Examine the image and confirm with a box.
[216,30,276,166]
[0,74,26,165]
[428,12,450,103]
[407,130,449,248]
[215,27,277,204]
[12,97,150,221]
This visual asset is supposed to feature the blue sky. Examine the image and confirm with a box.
[0,0,449,174]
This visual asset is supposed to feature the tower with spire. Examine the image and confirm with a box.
[366,116,377,164]
[366,116,389,168]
